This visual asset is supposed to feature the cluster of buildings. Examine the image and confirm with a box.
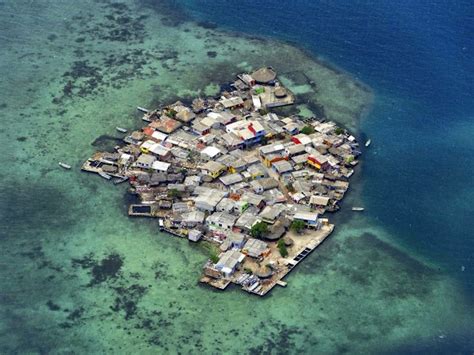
[82,67,362,296]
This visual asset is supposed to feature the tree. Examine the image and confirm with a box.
[300,125,315,135]
[277,239,288,257]
[334,127,344,135]
[290,220,306,234]
[166,109,177,118]
[250,221,269,239]
[168,188,182,199]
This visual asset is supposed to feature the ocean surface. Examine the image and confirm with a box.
[1,0,473,353]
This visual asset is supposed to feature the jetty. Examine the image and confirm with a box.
[82,67,362,296]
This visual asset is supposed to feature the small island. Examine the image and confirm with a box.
[82,67,362,296]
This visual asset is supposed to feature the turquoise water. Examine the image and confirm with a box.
[1,0,473,353]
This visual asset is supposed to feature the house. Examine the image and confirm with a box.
[201,161,226,179]
[194,189,227,212]
[240,192,265,209]
[291,153,309,166]
[252,95,262,110]
[309,195,330,209]
[226,119,266,147]
[206,212,238,231]
[291,133,312,146]
[201,146,222,160]
[151,130,168,142]
[307,150,329,170]
[151,161,171,172]
[242,238,269,258]
[250,178,279,194]
[239,73,256,87]
[272,160,294,175]
[208,111,236,126]
[293,211,320,229]
[235,210,260,232]
[220,232,246,251]
[259,143,286,167]
[175,108,196,123]
[251,67,276,84]
[149,117,182,134]
[188,229,202,242]
[246,164,268,180]
[181,210,205,227]
[134,154,156,169]
[191,121,210,136]
[219,173,243,186]
[215,249,245,277]
[259,204,285,224]
[285,144,306,157]
[140,140,171,160]
[220,96,244,109]
[216,198,236,213]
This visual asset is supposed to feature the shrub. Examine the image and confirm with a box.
[250,221,269,239]
[168,188,182,199]
[277,239,288,257]
[290,220,306,234]
[300,125,315,135]
[334,127,344,135]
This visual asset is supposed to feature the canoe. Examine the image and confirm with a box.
[365,139,371,147]
[98,171,112,180]
[59,162,71,169]
[116,127,127,133]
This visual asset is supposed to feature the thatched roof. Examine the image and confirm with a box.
[251,67,277,83]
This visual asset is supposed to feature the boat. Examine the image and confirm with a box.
[113,176,129,185]
[98,171,112,180]
[136,106,149,113]
[59,162,71,169]
[352,207,364,211]
[365,139,371,147]
[116,127,127,133]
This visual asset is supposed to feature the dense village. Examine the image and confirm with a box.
[81,67,362,296]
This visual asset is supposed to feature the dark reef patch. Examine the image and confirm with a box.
[111,284,149,320]
[72,252,124,286]
[16,136,27,142]
[91,134,123,151]
[206,51,217,58]
[90,253,124,285]
[46,300,61,311]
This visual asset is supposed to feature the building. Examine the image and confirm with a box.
[215,249,245,277]
[134,154,156,169]
[225,119,266,147]
[201,146,222,160]
[220,96,244,109]
[242,238,269,258]
[293,211,320,229]
[309,195,330,209]
[206,212,238,231]
[219,173,243,186]
[188,229,202,242]
[151,160,171,172]
[200,161,226,179]
[149,117,182,134]
[272,160,294,175]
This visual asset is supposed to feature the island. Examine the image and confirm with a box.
[82,67,362,296]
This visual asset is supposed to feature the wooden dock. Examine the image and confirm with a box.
[245,224,334,297]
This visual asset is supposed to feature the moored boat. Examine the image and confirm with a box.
[116,127,127,133]
[59,162,71,169]
[352,207,364,211]
[137,106,149,113]
[365,139,371,147]
[98,171,112,180]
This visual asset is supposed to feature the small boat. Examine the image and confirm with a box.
[116,127,127,133]
[352,207,365,211]
[98,171,112,180]
[365,139,371,147]
[59,162,71,170]
[113,176,129,185]
[136,106,149,113]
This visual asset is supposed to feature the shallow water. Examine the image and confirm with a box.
[0,0,473,353]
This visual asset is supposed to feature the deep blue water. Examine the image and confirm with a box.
[176,1,474,287]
